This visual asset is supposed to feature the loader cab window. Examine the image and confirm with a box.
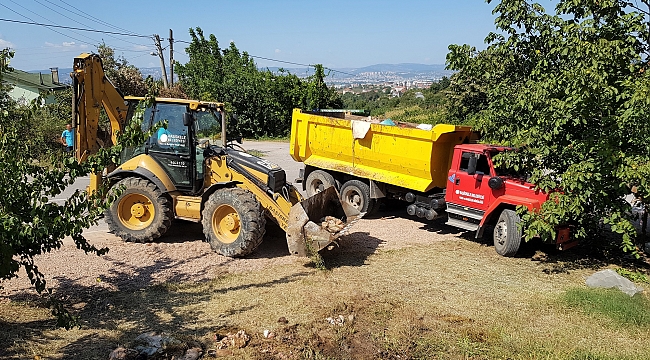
[195,109,222,145]
[149,103,190,154]
[147,103,193,188]
[459,152,491,175]
[119,101,154,164]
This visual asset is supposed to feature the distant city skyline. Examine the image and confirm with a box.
[0,0,556,71]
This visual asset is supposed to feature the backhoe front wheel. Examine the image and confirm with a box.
[202,188,266,257]
[106,177,173,242]
[493,209,522,257]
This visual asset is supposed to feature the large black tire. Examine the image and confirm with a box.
[202,188,266,257]
[106,177,173,242]
[305,169,337,198]
[493,209,522,257]
[339,179,376,214]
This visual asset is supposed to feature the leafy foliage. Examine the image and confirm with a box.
[0,49,158,327]
[98,43,148,96]
[446,0,650,252]
[175,28,341,138]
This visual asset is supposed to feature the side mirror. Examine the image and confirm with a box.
[488,176,504,190]
[183,112,193,127]
[467,154,478,175]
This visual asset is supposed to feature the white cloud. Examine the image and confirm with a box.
[133,45,150,51]
[0,38,15,48]
[45,41,84,49]
[275,49,281,53]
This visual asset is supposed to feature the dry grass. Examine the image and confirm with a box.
[1,238,650,359]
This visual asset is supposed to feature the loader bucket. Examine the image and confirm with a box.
[286,186,364,257]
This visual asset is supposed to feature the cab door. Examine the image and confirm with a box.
[447,151,493,212]
[147,103,195,191]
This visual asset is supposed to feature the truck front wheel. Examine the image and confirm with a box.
[493,209,522,257]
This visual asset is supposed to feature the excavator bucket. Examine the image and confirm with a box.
[286,187,364,256]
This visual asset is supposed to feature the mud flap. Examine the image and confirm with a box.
[286,187,364,256]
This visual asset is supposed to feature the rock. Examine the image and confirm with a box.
[263,329,270,338]
[277,316,288,324]
[180,347,202,360]
[108,347,137,360]
[216,330,250,349]
[133,331,181,357]
[585,269,644,296]
[216,349,233,356]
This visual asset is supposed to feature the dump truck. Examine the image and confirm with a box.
[71,53,361,257]
[290,109,575,256]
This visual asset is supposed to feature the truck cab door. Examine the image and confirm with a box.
[447,151,493,212]
[147,103,195,191]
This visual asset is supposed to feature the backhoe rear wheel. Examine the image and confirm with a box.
[202,187,266,257]
[106,177,173,242]
[493,209,522,257]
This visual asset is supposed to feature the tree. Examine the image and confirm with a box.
[446,0,650,253]
[0,49,153,327]
[98,43,148,96]
[175,27,341,138]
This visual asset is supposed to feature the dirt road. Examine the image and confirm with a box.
[0,141,465,298]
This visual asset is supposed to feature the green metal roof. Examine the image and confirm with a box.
[2,69,68,91]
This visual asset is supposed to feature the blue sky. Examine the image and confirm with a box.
[0,0,551,71]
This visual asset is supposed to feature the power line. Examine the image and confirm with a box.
[0,17,152,38]
[173,39,356,77]
[0,3,96,48]
[57,0,144,37]
[34,0,153,48]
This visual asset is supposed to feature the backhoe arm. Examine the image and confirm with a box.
[71,53,129,191]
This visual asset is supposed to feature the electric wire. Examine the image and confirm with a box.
[57,0,144,37]
[6,0,106,46]
[34,0,154,48]
[173,39,356,77]
[0,18,152,39]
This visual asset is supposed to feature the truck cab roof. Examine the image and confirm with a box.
[455,144,514,153]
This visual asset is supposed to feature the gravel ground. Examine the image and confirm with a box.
[0,141,463,298]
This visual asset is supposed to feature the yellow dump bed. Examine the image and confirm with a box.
[290,109,475,192]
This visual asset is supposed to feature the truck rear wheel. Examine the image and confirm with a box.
[340,179,376,214]
[106,177,173,242]
[493,209,522,257]
[306,170,337,198]
[202,187,266,257]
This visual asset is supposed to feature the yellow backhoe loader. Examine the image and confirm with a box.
[71,53,361,257]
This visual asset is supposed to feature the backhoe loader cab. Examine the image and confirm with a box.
[72,53,361,257]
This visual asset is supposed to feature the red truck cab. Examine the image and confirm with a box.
[445,144,575,256]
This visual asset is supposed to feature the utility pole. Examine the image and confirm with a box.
[154,34,169,88]
[169,29,174,86]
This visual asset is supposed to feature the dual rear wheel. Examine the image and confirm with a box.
[306,170,377,214]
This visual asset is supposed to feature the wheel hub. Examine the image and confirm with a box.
[117,193,155,230]
[212,204,241,244]
[131,203,145,218]
[495,221,507,246]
